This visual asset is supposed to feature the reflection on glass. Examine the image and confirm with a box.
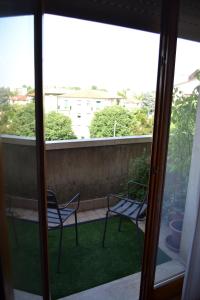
[0,16,42,298]
[155,38,200,283]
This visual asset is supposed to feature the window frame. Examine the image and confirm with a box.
[140,0,182,299]
[0,0,185,299]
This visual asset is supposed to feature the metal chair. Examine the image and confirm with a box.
[6,197,18,245]
[47,190,80,272]
[102,181,147,250]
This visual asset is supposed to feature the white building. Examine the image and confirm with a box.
[44,88,146,138]
[57,89,124,138]
[174,69,200,95]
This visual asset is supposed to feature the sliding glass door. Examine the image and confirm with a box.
[0,15,43,298]
[154,0,200,295]
[43,13,160,300]
[2,1,200,299]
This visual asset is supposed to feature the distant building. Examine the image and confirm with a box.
[44,89,66,113]
[44,88,145,138]
[56,89,123,138]
[121,97,143,111]
[175,69,200,95]
[8,86,143,138]
[9,86,34,105]
[9,95,30,105]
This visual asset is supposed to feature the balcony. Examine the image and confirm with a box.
[2,135,152,211]
[2,135,185,300]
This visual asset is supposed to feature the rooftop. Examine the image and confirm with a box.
[59,89,123,99]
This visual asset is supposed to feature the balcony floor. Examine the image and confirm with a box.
[58,259,184,300]
[11,206,182,261]
[12,207,185,300]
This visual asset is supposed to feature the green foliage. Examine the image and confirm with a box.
[10,218,169,299]
[136,92,155,113]
[117,88,129,99]
[120,150,150,200]
[90,106,153,138]
[131,108,153,135]
[0,103,17,134]
[22,85,35,94]
[45,111,76,141]
[1,103,76,140]
[162,88,199,222]
[168,88,198,177]
[129,150,150,185]
[90,105,133,138]
[5,102,35,136]
[194,69,200,81]
[127,150,150,200]
[0,87,12,104]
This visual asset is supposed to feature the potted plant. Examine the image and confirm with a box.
[163,172,186,252]
[167,218,183,252]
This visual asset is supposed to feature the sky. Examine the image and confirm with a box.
[0,14,200,94]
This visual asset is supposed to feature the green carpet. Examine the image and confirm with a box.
[9,217,170,299]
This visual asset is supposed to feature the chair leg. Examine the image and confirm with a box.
[57,227,63,273]
[135,219,142,265]
[118,216,123,232]
[75,211,78,246]
[11,214,18,246]
[102,211,109,248]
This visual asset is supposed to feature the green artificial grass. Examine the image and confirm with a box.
[9,217,170,299]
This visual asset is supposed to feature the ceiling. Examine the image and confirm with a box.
[0,0,200,42]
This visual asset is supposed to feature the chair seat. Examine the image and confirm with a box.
[109,199,147,220]
[48,207,75,228]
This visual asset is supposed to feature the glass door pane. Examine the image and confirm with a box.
[0,16,43,299]
[155,36,200,284]
[43,14,160,299]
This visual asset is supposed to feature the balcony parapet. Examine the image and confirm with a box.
[1,134,152,148]
[1,134,152,210]
[45,135,152,150]
[1,134,36,146]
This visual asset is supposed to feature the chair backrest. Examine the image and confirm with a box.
[127,181,148,219]
[47,189,58,209]
[128,181,148,203]
[47,189,63,226]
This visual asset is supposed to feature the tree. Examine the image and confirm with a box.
[162,88,199,222]
[127,149,150,199]
[168,88,198,177]
[131,108,153,135]
[45,112,76,140]
[90,105,133,138]
[136,92,155,114]
[5,102,35,136]
[117,88,130,99]
[90,105,154,138]
[22,85,35,95]
[91,85,98,90]
[0,87,12,104]
[1,102,76,140]
[0,103,17,134]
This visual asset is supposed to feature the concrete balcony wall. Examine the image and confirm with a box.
[1,136,37,199]
[2,135,152,210]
